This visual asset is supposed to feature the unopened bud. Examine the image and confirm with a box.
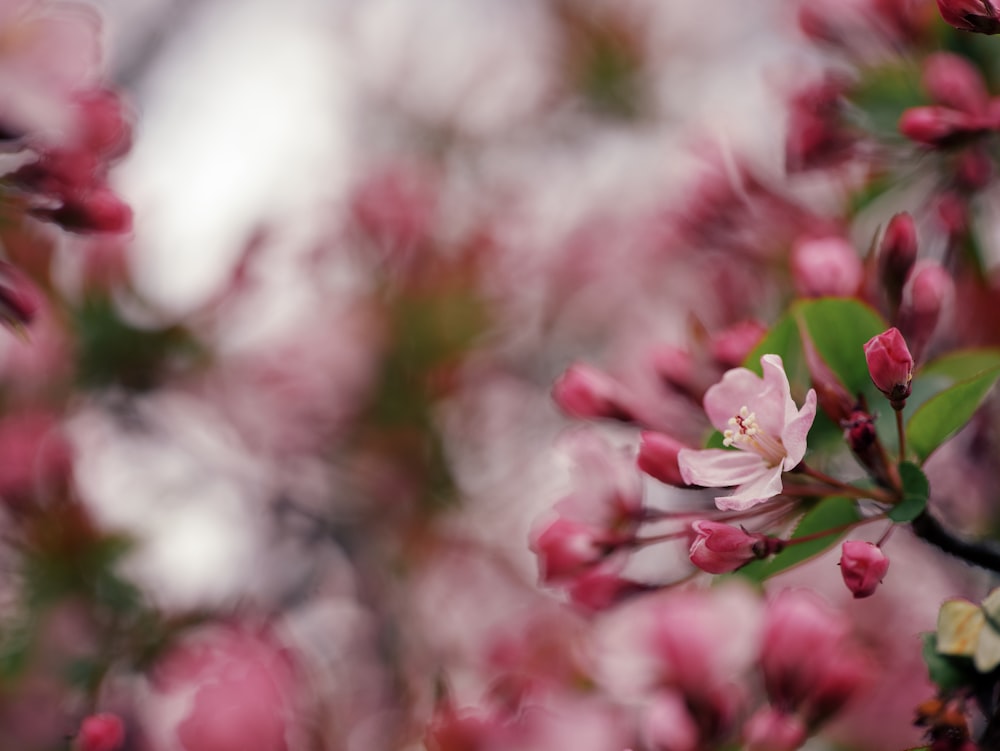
[935,0,1000,34]
[75,713,125,751]
[839,540,890,598]
[552,363,631,421]
[689,520,782,574]
[800,320,855,424]
[529,515,605,584]
[743,708,807,751]
[637,431,687,486]
[899,263,953,363]
[878,213,918,314]
[709,320,766,369]
[922,53,990,114]
[898,106,986,147]
[791,236,863,298]
[864,328,913,409]
[841,409,877,452]
[37,187,133,234]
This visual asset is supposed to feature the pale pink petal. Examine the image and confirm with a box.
[678,448,766,487]
[781,389,817,469]
[756,354,796,437]
[716,464,784,511]
[703,367,766,432]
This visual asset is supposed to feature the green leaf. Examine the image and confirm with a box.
[889,461,929,522]
[906,365,1000,462]
[745,298,887,397]
[736,496,860,582]
[922,632,975,692]
[920,348,1000,380]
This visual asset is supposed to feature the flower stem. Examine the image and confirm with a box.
[895,407,907,464]
[782,512,887,546]
[794,464,898,505]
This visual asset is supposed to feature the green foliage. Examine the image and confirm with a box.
[736,496,860,582]
[906,363,1000,462]
[888,461,929,522]
[923,632,976,693]
[849,61,923,138]
[73,297,204,391]
[745,298,887,396]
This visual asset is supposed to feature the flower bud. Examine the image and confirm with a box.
[863,328,913,408]
[708,320,766,369]
[800,321,854,424]
[922,53,990,114]
[552,363,631,421]
[899,262,953,364]
[878,213,917,314]
[689,520,781,574]
[839,540,890,598]
[637,431,687,486]
[791,236,863,298]
[935,0,1000,34]
[43,187,134,235]
[898,106,985,147]
[74,714,124,751]
[743,707,807,751]
[530,515,605,583]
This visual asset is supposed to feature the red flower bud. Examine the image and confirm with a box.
[791,236,863,298]
[863,328,913,408]
[637,431,687,486]
[922,53,990,114]
[878,213,918,313]
[689,520,781,574]
[530,515,604,583]
[743,708,807,751]
[839,540,890,598]
[900,262,953,364]
[552,363,631,421]
[898,106,986,147]
[75,714,124,751]
[935,0,1000,34]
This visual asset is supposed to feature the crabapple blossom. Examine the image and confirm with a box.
[742,707,807,751]
[637,430,687,486]
[935,0,1000,34]
[74,714,124,751]
[552,363,632,421]
[790,236,863,298]
[688,520,782,574]
[840,540,890,598]
[678,355,817,511]
[864,328,913,407]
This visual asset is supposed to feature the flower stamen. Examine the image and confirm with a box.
[723,406,786,466]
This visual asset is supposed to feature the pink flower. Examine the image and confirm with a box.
[552,363,631,421]
[935,0,1000,34]
[863,328,913,407]
[637,431,687,486]
[688,520,782,574]
[839,540,890,598]
[678,355,817,511]
[742,707,806,751]
[75,714,124,751]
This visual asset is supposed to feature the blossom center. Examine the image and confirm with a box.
[723,406,786,466]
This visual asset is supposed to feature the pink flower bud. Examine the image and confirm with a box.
[878,213,917,313]
[863,328,913,408]
[922,53,990,114]
[42,187,133,234]
[73,89,132,159]
[552,363,630,421]
[637,431,687,486]
[708,320,766,369]
[743,707,807,751]
[839,540,890,598]
[688,520,780,574]
[898,106,986,146]
[935,0,1000,34]
[75,714,124,751]
[0,264,40,330]
[790,236,863,298]
[529,515,604,583]
[900,262,953,363]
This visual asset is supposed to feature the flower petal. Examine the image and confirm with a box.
[781,388,817,469]
[715,464,784,511]
[703,367,767,432]
[757,354,797,437]
[678,448,766,487]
